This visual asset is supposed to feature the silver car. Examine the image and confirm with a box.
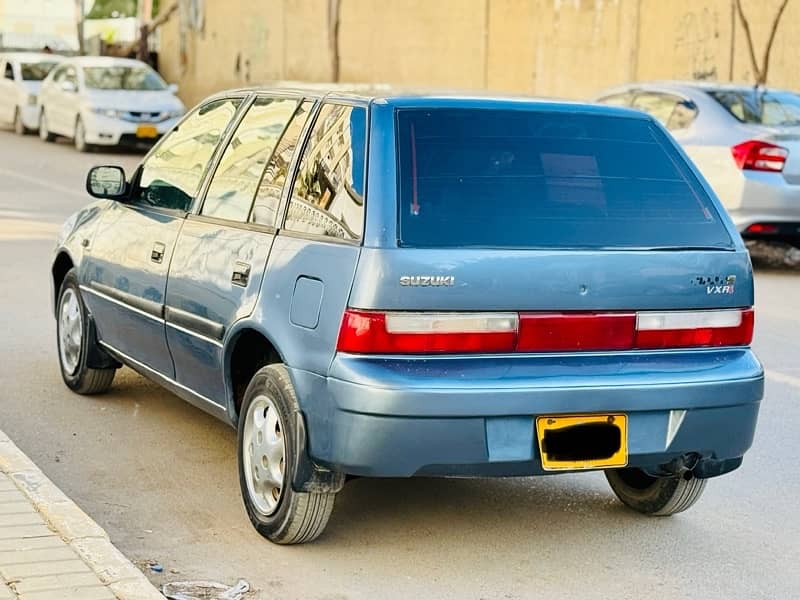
[595,82,800,247]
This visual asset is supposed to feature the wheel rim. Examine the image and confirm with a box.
[243,394,286,516]
[58,288,82,376]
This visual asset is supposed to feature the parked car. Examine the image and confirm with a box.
[51,87,763,544]
[595,82,800,247]
[37,56,184,152]
[0,52,62,134]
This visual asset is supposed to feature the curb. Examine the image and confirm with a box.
[0,429,163,600]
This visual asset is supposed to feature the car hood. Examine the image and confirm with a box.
[85,89,184,113]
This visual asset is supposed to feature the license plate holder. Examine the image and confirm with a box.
[536,414,628,471]
[136,124,158,139]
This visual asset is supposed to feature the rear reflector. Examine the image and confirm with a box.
[731,140,788,172]
[337,308,754,354]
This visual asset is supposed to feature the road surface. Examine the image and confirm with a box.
[0,128,798,599]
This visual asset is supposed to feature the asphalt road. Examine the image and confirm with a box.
[1,128,799,600]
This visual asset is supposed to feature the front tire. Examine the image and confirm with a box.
[56,270,116,394]
[74,117,91,152]
[605,468,706,516]
[237,364,335,544]
[39,111,55,142]
[14,108,29,135]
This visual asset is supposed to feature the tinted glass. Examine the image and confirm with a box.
[4,62,13,80]
[202,96,298,222]
[632,92,697,131]
[284,104,367,240]
[136,98,242,211]
[20,62,57,81]
[83,65,166,91]
[396,109,731,249]
[708,89,800,126]
[597,93,632,107]
[250,100,314,227]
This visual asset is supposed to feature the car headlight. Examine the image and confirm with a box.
[167,109,184,119]
[91,107,121,119]
[27,94,37,105]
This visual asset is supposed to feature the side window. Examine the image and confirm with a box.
[51,66,65,83]
[135,97,242,211]
[250,100,314,227]
[283,103,367,241]
[3,62,14,80]
[632,92,697,130]
[201,96,298,222]
[596,92,633,107]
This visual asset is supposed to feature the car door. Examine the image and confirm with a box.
[45,65,77,135]
[165,94,310,405]
[256,101,368,375]
[0,60,16,123]
[80,96,245,377]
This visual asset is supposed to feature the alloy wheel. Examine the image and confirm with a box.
[58,288,83,376]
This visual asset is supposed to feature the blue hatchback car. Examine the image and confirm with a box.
[52,87,764,544]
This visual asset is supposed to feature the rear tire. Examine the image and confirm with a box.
[605,468,706,516]
[237,364,335,544]
[39,112,55,142]
[56,269,116,395]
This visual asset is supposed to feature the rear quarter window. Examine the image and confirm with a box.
[396,108,732,249]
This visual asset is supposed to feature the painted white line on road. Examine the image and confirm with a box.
[0,166,86,200]
[765,369,800,388]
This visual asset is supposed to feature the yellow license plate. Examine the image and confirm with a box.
[136,124,158,138]
[536,414,628,471]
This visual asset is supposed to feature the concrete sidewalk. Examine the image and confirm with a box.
[0,430,162,600]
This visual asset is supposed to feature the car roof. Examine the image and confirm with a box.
[1,52,64,63]
[600,80,798,97]
[204,82,650,118]
[63,56,153,68]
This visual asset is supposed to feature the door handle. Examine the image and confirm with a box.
[231,261,251,287]
[151,242,166,263]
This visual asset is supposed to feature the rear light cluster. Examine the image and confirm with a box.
[337,308,754,354]
[731,140,788,172]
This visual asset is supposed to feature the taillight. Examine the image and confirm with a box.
[745,223,778,234]
[731,140,788,172]
[336,308,754,354]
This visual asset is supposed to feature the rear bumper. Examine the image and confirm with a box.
[730,172,800,242]
[291,350,764,478]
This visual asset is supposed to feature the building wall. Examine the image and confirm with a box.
[159,0,800,108]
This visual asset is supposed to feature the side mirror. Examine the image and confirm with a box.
[86,166,127,199]
[167,83,179,94]
[60,79,77,93]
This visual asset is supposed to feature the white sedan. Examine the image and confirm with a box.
[0,52,62,135]
[38,56,185,152]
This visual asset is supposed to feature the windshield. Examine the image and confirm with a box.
[396,108,732,249]
[708,89,800,126]
[20,62,58,81]
[82,65,166,91]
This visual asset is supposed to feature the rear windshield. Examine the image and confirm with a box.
[396,109,732,249]
[708,89,800,126]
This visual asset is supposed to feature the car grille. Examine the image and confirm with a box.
[121,111,169,123]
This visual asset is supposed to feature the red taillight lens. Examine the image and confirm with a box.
[745,223,778,234]
[517,313,635,352]
[336,309,518,354]
[634,308,754,349]
[731,140,788,172]
[337,309,754,354]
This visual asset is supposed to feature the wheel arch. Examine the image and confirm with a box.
[224,323,286,425]
[51,250,75,315]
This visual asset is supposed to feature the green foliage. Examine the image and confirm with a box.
[86,0,162,19]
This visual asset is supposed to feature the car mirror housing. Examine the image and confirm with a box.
[60,80,77,93]
[168,83,179,94]
[86,166,127,199]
